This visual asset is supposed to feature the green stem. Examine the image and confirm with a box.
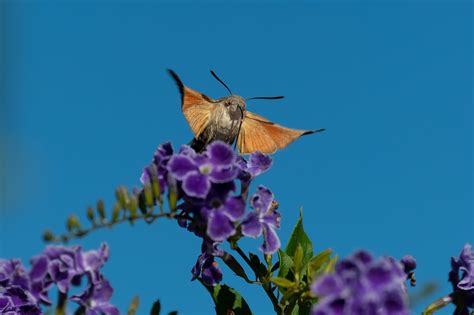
[49,211,177,243]
[55,291,68,315]
[233,245,282,315]
[421,294,453,315]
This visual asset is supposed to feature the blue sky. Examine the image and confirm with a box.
[1,1,472,314]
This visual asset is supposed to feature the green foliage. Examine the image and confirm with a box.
[284,209,313,267]
[221,252,253,284]
[272,210,334,315]
[148,299,178,315]
[201,282,252,315]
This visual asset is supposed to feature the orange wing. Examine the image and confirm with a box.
[168,69,215,138]
[237,111,320,154]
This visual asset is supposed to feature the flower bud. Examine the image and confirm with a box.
[144,184,154,208]
[86,207,95,223]
[97,200,106,221]
[42,230,54,242]
[111,203,121,223]
[115,186,130,209]
[129,197,138,219]
[66,215,81,231]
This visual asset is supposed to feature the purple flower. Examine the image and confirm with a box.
[201,196,245,241]
[167,141,239,198]
[0,259,30,291]
[449,243,474,311]
[239,152,273,178]
[41,245,84,293]
[0,286,42,315]
[400,255,416,275]
[140,142,174,192]
[310,251,413,315]
[192,240,224,286]
[82,243,109,286]
[71,279,119,315]
[241,186,281,254]
[0,244,116,314]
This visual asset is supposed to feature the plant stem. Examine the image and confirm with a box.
[55,291,68,315]
[233,245,282,315]
[50,211,177,243]
[422,294,453,315]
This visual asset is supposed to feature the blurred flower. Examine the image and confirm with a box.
[400,255,416,275]
[310,251,414,315]
[0,259,30,291]
[0,286,42,315]
[0,243,116,314]
[241,186,281,254]
[449,243,474,312]
[40,245,84,293]
[71,279,119,315]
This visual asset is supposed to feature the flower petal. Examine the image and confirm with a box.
[241,213,263,238]
[182,171,211,198]
[260,223,281,254]
[222,196,245,221]
[209,167,239,183]
[400,255,416,275]
[251,186,273,213]
[207,210,236,242]
[247,152,272,176]
[167,155,197,180]
[207,141,236,166]
[29,256,48,281]
[202,260,223,286]
[310,274,343,296]
[366,260,394,289]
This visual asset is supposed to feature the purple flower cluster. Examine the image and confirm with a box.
[449,243,474,313]
[141,141,277,286]
[0,243,117,315]
[310,251,416,315]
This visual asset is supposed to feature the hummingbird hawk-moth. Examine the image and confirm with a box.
[167,69,325,154]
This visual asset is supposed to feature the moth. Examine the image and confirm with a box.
[168,69,325,154]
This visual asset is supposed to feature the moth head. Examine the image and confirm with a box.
[222,95,246,112]
[209,69,284,112]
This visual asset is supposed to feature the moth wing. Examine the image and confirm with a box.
[237,111,315,154]
[168,69,216,138]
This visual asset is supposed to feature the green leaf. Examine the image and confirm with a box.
[307,249,332,281]
[293,244,304,275]
[149,300,161,315]
[324,255,338,273]
[290,303,299,315]
[200,281,252,315]
[277,249,294,279]
[295,300,313,315]
[285,210,313,268]
[221,253,252,283]
[271,277,295,288]
[127,296,140,315]
[270,261,280,273]
[248,252,267,278]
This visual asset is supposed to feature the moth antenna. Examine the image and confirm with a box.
[210,70,233,95]
[246,96,285,101]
